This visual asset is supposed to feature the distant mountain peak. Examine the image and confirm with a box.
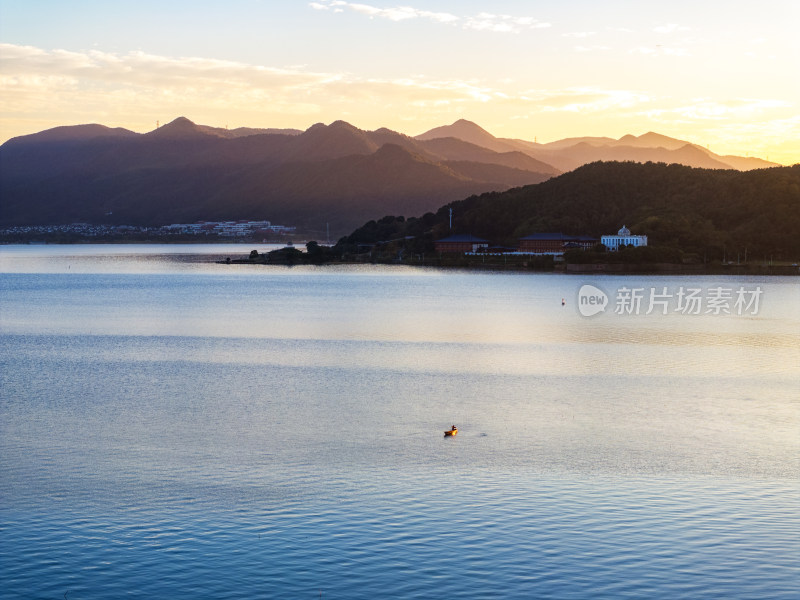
[452,118,483,128]
[415,119,509,149]
[436,119,492,136]
[329,120,359,130]
[304,120,361,134]
[160,116,197,131]
[147,116,213,139]
[615,131,687,151]
[373,126,403,136]
[637,131,681,144]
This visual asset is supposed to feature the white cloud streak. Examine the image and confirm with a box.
[532,87,653,113]
[641,98,792,121]
[3,43,752,124]
[0,43,528,126]
[311,1,458,23]
[0,44,332,92]
[310,1,549,32]
[0,43,659,140]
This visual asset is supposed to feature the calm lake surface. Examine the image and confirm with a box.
[1,244,799,599]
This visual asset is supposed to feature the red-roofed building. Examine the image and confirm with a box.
[435,234,489,253]
[517,233,596,255]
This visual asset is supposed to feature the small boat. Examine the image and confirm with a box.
[444,425,458,437]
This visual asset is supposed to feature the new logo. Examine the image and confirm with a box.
[578,284,608,316]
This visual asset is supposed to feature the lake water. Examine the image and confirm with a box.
[1,244,798,599]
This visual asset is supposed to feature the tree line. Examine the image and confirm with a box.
[336,161,800,262]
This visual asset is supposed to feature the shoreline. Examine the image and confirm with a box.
[3,241,797,275]
[219,256,800,276]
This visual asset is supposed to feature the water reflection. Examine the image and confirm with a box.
[2,246,799,598]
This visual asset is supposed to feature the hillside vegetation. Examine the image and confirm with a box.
[338,161,800,261]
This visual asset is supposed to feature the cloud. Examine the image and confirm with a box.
[0,42,533,133]
[630,45,690,57]
[636,103,799,164]
[530,87,652,113]
[463,12,551,33]
[0,43,332,92]
[0,43,658,143]
[711,114,800,158]
[641,98,792,122]
[309,1,549,32]
[310,1,458,23]
[653,23,690,34]
[0,43,345,126]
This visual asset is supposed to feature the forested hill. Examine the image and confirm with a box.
[339,161,800,260]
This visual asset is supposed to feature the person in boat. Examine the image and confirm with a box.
[451,425,457,431]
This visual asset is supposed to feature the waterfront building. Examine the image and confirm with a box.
[517,233,597,255]
[434,234,489,253]
[601,225,648,251]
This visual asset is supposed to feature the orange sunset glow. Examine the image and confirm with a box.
[1,0,798,164]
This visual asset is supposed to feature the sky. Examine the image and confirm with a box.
[1,0,798,164]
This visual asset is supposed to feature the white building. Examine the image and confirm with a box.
[601,225,648,251]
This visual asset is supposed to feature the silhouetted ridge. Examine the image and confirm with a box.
[3,124,137,147]
[0,116,783,237]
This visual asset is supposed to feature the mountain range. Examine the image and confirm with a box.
[0,117,779,236]
[419,119,777,172]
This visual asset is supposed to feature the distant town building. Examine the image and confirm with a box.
[517,233,597,255]
[164,220,295,237]
[435,234,489,253]
[601,225,648,251]
[0,220,296,240]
